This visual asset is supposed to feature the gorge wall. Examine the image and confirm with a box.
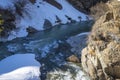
[67,0,108,13]
[81,0,120,80]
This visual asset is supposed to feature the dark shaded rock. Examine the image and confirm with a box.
[26,26,38,34]
[55,15,61,24]
[44,0,62,10]
[0,9,15,37]
[43,19,52,30]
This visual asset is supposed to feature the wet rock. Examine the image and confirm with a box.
[81,1,120,80]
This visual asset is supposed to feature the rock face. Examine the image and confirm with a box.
[81,0,120,80]
[67,0,108,13]
[0,9,15,37]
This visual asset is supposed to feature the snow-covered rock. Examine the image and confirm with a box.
[0,0,90,41]
[67,32,89,56]
[0,54,40,80]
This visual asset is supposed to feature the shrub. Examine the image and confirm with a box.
[90,1,109,20]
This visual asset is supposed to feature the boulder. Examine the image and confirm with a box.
[66,55,80,63]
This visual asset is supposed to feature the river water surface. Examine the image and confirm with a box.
[0,21,93,60]
[0,21,93,80]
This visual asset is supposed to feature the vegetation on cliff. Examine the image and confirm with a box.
[0,9,15,37]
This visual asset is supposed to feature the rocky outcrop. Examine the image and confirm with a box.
[67,0,109,13]
[0,9,15,37]
[81,0,120,80]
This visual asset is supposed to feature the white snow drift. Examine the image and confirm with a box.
[0,54,40,80]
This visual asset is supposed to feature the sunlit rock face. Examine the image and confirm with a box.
[81,0,120,80]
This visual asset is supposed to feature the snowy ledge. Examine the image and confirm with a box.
[0,0,91,41]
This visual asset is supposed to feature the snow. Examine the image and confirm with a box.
[0,0,14,9]
[76,32,90,37]
[0,67,40,80]
[0,54,40,80]
[0,0,89,41]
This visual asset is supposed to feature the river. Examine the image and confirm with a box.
[0,21,93,80]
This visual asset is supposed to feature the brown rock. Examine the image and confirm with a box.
[66,55,80,63]
[81,0,120,80]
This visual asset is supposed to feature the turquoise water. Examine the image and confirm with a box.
[0,21,93,60]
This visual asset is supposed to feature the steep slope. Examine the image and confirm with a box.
[81,0,120,80]
[67,0,108,13]
[0,0,89,41]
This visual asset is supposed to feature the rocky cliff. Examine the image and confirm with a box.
[67,0,108,13]
[81,0,120,80]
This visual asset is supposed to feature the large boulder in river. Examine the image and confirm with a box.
[81,0,120,80]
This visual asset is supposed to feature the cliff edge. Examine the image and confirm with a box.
[81,0,120,80]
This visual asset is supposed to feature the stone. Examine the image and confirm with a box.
[66,55,80,63]
[29,0,36,4]
[26,26,38,34]
[43,19,52,30]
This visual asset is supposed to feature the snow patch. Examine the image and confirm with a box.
[0,66,40,80]
[0,54,40,80]
[76,32,90,37]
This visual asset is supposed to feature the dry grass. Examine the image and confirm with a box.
[90,2,109,20]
